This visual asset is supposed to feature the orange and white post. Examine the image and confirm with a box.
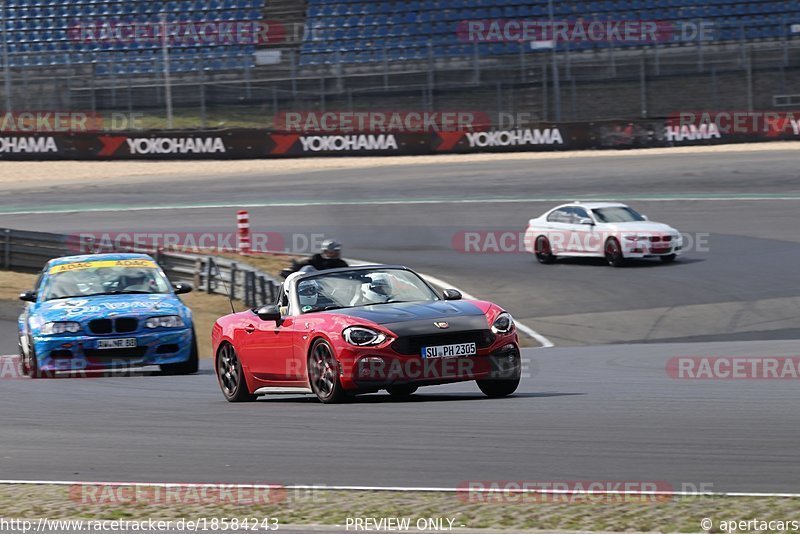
[237,210,252,256]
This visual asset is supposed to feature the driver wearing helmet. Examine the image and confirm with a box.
[121,269,156,292]
[359,273,395,304]
[287,239,348,275]
[297,279,320,311]
[283,272,323,313]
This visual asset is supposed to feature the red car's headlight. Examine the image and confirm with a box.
[343,327,388,347]
[491,312,514,334]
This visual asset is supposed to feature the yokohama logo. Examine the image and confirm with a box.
[0,136,58,153]
[299,134,399,152]
[126,137,226,155]
[465,128,563,147]
[665,124,722,142]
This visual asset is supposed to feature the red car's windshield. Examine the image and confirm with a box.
[296,268,440,313]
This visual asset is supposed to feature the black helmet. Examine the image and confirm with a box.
[321,239,342,259]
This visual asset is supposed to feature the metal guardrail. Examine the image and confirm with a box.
[0,228,281,308]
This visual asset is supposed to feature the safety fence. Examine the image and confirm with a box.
[0,114,797,159]
[0,228,280,308]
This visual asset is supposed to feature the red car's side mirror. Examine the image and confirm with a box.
[255,305,282,322]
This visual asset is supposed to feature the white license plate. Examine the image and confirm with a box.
[422,342,477,359]
[96,338,137,350]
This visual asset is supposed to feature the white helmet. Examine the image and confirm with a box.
[369,273,393,297]
[297,279,320,308]
[362,273,394,303]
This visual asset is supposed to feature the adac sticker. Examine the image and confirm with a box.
[49,259,158,275]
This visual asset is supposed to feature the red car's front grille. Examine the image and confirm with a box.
[391,330,496,355]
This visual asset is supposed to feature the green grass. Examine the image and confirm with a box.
[130,108,276,130]
[1,485,799,532]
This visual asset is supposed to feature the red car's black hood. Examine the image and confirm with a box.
[327,300,485,325]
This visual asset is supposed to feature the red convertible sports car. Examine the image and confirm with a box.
[212,265,521,403]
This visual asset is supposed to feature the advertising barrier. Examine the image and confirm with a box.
[0,116,797,160]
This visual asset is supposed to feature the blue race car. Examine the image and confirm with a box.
[18,253,198,378]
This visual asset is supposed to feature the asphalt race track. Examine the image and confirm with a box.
[2,148,800,346]
[0,340,798,493]
[1,146,799,491]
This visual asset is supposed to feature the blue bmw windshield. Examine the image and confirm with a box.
[41,262,172,301]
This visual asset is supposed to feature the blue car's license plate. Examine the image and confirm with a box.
[96,338,137,350]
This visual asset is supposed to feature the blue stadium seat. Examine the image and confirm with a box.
[2,0,266,75]
[300,0,800,64]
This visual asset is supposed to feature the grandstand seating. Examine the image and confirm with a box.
[4,0,799,75]
[300,0,800,65]
[1,0,264,74]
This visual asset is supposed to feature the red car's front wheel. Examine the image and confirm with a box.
[216,344,257,403]
[308,340,347,404]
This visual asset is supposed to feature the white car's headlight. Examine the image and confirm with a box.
[145,315,185,329]
[492,312,515,334]
[343,326,387,347]
[41,321,81,335]
[623,234,644,242]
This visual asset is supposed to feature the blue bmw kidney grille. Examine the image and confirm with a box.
[88,318,139,335]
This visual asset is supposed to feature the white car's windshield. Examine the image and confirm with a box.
[41,261,172,301]
[296,268,440,313]
[592,207,646,223]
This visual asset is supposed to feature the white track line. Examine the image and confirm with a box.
[0,480,796,498]
[3,196,800,216]
[349,259,554,348]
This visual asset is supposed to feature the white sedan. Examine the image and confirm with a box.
[524,202,683,267]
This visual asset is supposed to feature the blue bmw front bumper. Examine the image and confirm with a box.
[32,328,193,372]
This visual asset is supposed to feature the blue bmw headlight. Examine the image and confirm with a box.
[145,315,185,329]
[40,321,81,335]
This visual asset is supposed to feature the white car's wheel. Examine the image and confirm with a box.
[535,236,556,264]
[604,238,626,267]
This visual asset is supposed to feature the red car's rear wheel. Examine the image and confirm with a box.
[216,343,257,402]
[308,340,347,404]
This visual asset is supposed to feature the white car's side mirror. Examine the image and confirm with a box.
[642,215,649,221]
